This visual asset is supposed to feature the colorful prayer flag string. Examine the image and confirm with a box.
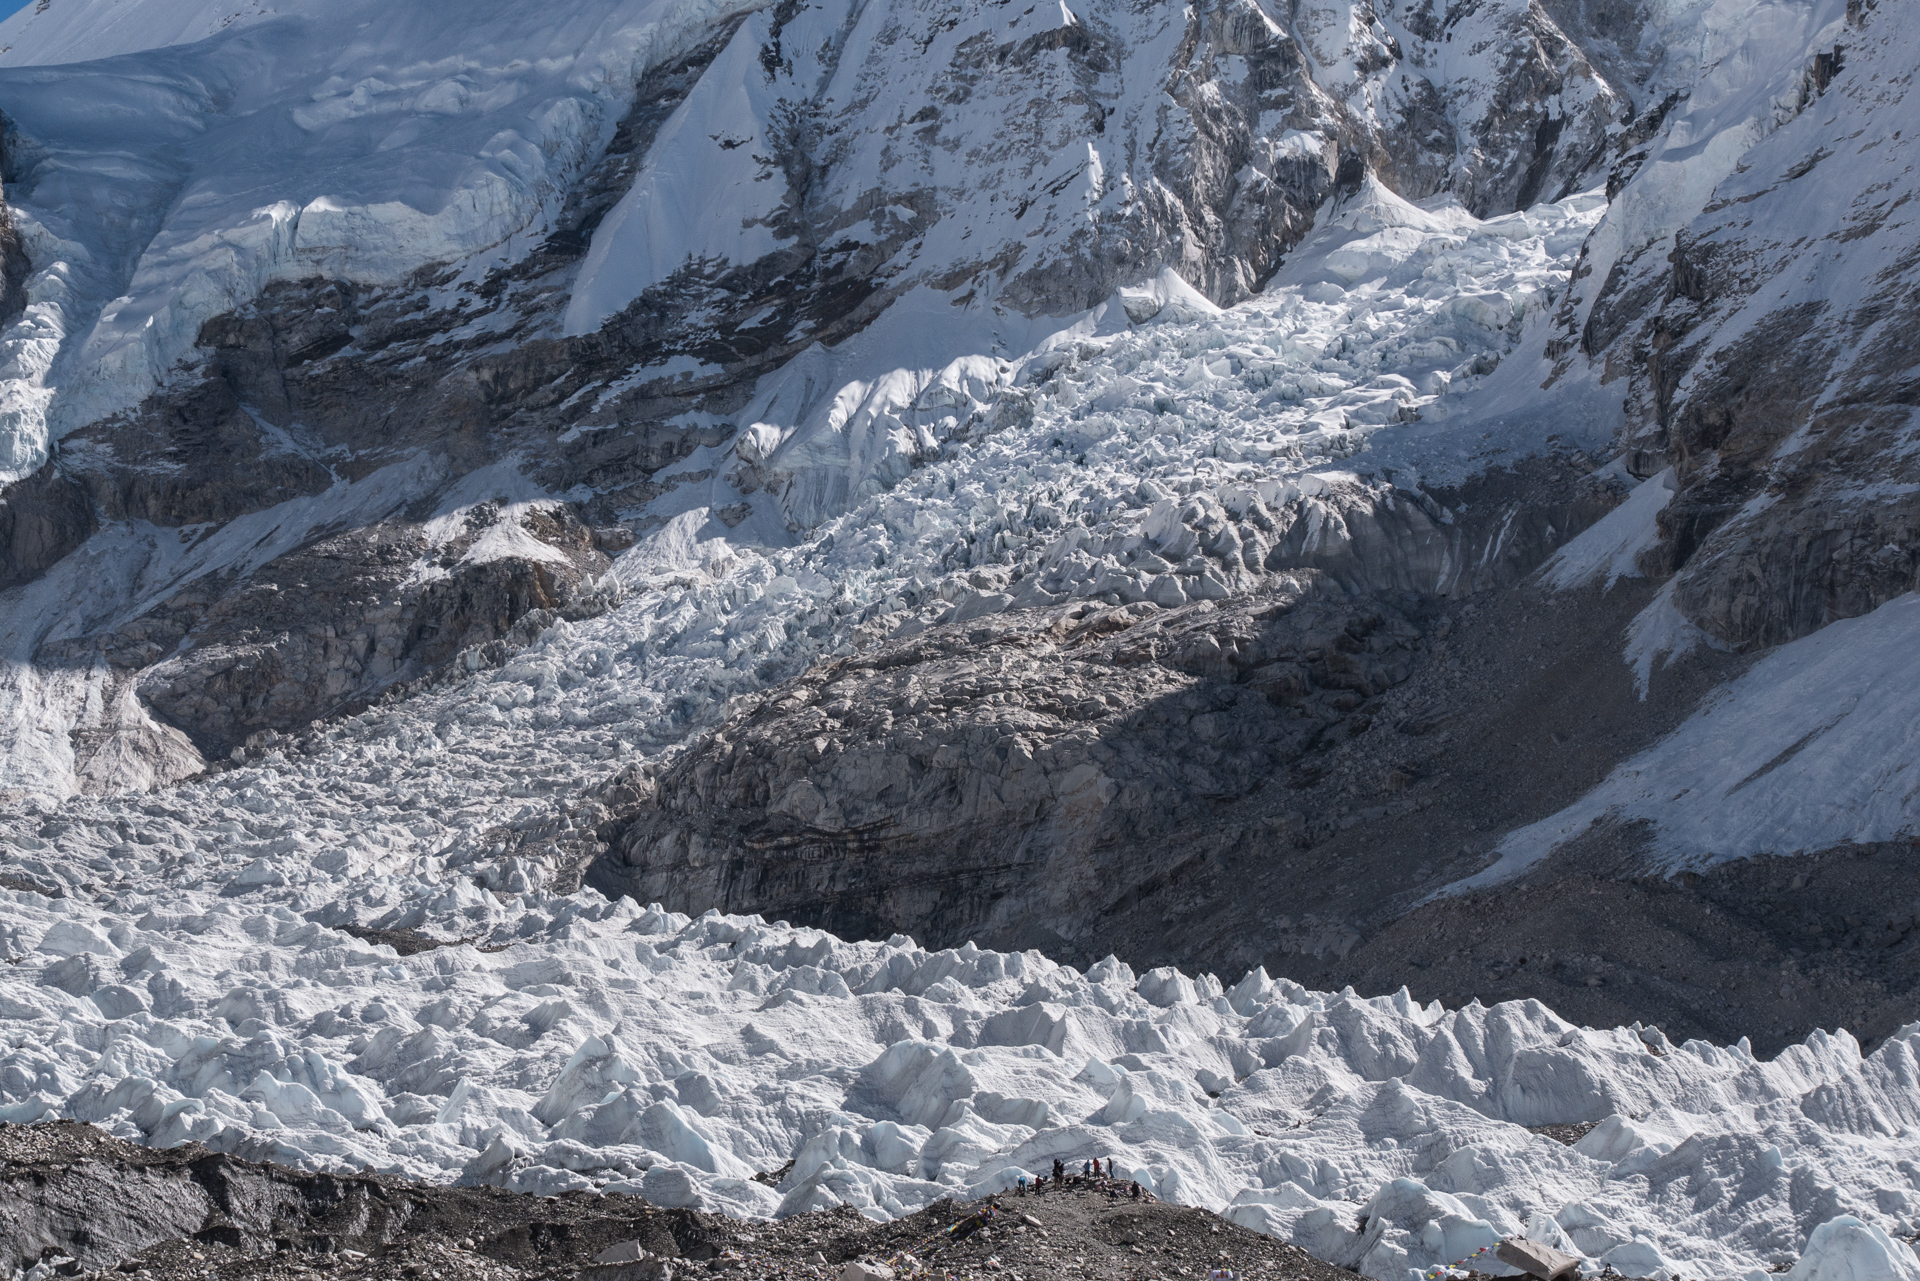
[1421,1236,1512,1280]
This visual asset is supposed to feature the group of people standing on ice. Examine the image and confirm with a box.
[1010,1156,1151,1202]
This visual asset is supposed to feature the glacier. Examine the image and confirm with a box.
[0,185,1916,1277]
[1,834,1918,1281]
[0,0,1917,1277]
[0,167,1612,801]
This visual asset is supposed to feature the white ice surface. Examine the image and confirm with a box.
[728,179,1615,564]
[1785,1217,1920,1281]
[0,860,1917,1281]
[1539,469,1675,593]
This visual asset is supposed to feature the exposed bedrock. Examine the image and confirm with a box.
[6,254,707,760]
[1558,0,1920,653]
[46,508,615,762]
[0,118,30,334]
[587,459,1627,951]
[1650,299,1920,649]
[1257,461,1618,594]
[0,1120,735,1275]
[595,586,1427,956]
[0,457,92,593]
[1351,0,1618,216]
[0,244,729,776]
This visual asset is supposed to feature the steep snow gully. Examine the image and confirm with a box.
[1,0,1919,1278]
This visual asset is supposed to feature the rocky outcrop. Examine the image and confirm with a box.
[0,117,30,333]
[1259,461,1622,596]
[0,1120,737,1275]
[0,1120,1353,1281]
[1323,0,1620,216]
[589,459,1625,957]
[0,459,91,593]
[1300,837,1920,1059]
[87,508,613,760]
[1553,0,1920,652]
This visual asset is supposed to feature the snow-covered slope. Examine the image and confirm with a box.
[1506,0,1920,868]
[0,0,755,480]
[1477,590,1920,886]
[0,0,1624,488]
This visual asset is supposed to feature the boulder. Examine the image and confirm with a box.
[594,1243,648,1265]
[581,1250,674,1281]
[1495,1238,1581,1281]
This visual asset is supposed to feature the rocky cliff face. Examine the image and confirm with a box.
[1553,0,1917,652]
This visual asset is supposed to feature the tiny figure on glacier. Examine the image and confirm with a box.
[1130,1181,1142,1200]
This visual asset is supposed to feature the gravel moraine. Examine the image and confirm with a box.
[0,1122,1359,1281]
